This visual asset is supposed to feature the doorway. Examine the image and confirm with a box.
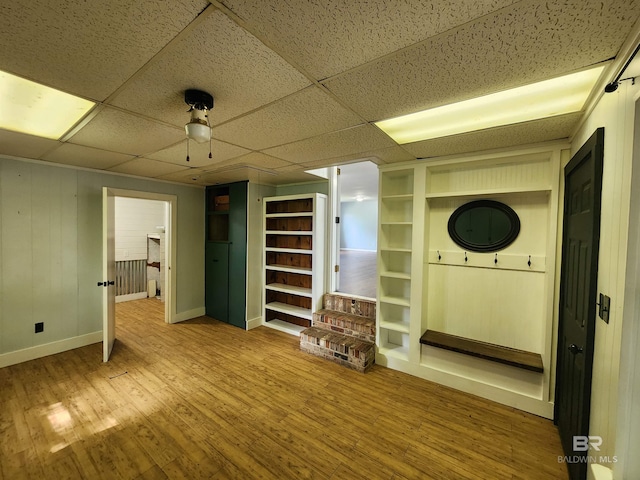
[334,161,379,299]
[555,128,604,480]
[102,187,177,362]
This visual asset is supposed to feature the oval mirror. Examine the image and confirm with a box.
[447,200,520,252]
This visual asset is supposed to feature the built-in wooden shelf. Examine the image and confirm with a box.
[420,330,543,373]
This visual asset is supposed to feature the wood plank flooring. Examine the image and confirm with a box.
[0,298,568,479]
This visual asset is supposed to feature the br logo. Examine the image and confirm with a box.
[573,436,602,452]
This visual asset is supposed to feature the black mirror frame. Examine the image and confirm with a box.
[447,199,520,253]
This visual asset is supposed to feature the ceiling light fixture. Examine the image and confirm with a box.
[0,70,95,139]
[375,65,606,144]
[184,89,213,162]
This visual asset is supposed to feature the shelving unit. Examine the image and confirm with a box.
[262,193,326,335]
[375,146,564,419]
[377,168,418,361]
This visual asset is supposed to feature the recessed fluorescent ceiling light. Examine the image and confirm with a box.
[376,66,605,144]
[0,70,95,139]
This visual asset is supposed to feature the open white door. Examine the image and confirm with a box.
[102,187,116,362]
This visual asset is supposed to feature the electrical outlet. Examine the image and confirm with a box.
[35,322,44,333]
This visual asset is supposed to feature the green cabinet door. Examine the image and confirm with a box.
[205,242,229,321]
[227,182,247,329]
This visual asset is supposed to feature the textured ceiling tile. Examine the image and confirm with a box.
[110,9,311,126]
[41,143,134,170]
[107,158,189,178]
[0,130,59,159]
[222,0,516,79]
[227,152,294,169]
[323,0,640,121]
[263,125,396,163]
[68,108,184,156]
[300,146,415,168]
[212,87,363,149]
[0,0,209,100]
[156,167,211,186]
[146,139,250,168]
[402,113,581,159]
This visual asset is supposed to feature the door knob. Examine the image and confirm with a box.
[568,344,584,355]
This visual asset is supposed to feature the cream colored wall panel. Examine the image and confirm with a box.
[264,124,396,163]
[426,265,545,353]
[0,130,60,160]
[212,87,363,150]
[110,10,310,126]
[223,0,516,79]
[59,170,79,339]
[421,346,544,399]
[0,0,209,100]
[570,80,639,462]
[323,0,635,121]
[146,139,250,168]
[69,108,184,156]
[41,144,134,170]
[0,161,34,352]
[427,194,550,256]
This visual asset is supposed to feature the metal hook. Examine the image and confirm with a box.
[494,253,498,265]
[528,255,531,268]
[437,250,441,261]
[464,252,468,263]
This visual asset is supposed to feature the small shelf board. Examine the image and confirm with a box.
[420,330,543,373]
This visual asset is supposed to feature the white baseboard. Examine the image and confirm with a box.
[0,331,102,368]
[116,292,148,303]
[172,307,206,324]
[247,316,262,330]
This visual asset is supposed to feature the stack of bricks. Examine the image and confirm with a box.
[300,293,376,373]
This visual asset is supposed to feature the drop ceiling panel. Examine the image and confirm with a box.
[156,167,211,186]
[0,0,209,100]
[224,152,294,169]
[222,0,516,80]
[110,9,311,127]
[0,130,59,159]
[264,125,396,163]
[403,113,581,159]
[146,139,250,168]
[68,108,184,156]
[107,158,189,178]
[41,144,134,170]
[300,146,415,168]
[323,0,638,121]
[212,87,363,150]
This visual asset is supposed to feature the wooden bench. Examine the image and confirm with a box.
[420,330,543,373]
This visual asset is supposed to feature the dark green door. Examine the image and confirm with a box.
[205,242,229,321]
[555,128,604,480]
[227,182,247,329]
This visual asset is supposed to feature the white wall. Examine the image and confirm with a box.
[571,78,640,477]
[340,200,377,251]
[0,156,205,364]
[246,183,276,329]
[115,197,166,261]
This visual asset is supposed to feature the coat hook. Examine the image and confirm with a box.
[528,255,532,268]
[494,253,498,265]
[437,250,441,261]
[464,252,468,263]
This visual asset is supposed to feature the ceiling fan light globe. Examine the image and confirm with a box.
[185,122,210,143]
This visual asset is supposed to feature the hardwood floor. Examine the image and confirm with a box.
[0,298,567,479]
[338,249,377,299]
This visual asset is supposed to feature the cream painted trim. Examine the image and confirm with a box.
[589,464,613,480]
[116,292,148,303]
[247,316,262,330]
[0,332,102,368]
[173,307,206,324]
